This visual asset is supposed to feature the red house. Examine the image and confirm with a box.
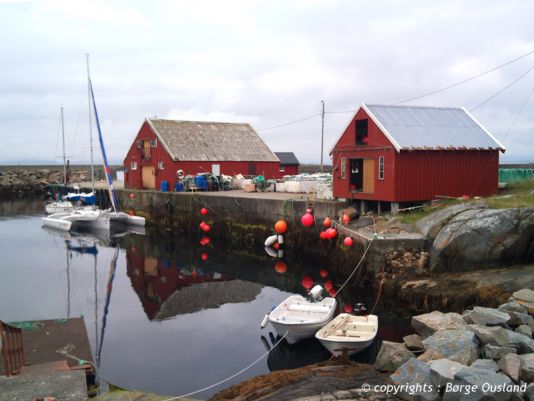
[124,118,281,190]
[330,104,505,213]
[274,152,300,175]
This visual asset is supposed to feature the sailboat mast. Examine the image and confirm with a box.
[86,54,95,191]
[61,106,67,187]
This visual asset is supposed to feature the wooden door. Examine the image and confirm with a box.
[142,166,156,189]
[363,159,375,194]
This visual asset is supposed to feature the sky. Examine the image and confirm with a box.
[1,0,534,165]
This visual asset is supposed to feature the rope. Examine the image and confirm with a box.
[334,236,374,296]
[161,332,289,401]
[369,267,386,315]
[56,343,92,366]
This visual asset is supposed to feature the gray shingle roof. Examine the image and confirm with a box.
[147,118,279,162]
[274,152,300,165]
[363,104,505,152]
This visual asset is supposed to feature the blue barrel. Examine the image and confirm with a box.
[161,180,168,192]
[195,175,208,191]
[175,182,184,192]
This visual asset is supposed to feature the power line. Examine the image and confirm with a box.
[393,49,534,104]
[470,64,534,111]
[256,113,320,131]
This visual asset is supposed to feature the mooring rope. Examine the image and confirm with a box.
[334,236,374,296]
[56,343,92,366]
[160,331,289,401]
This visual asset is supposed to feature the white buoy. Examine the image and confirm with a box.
[260,314,269,329]
[264,234,278,247]
[277,250,284,258]
[277,235,284,244]
[264,246,278,258]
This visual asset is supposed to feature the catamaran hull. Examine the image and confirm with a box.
[45,202,74,214]
[110,213,145,227]
[42,217,72,231]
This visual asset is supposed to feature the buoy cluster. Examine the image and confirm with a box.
[199,207,210,261]
[265,219,287,261]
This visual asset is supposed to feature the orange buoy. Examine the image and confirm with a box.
[343,304,353,313]
[323,217,332,227]
[274,220,288,234]
[319,268,329,278]
[275,261,287,274]
[273,242,280,250]
[200,207,208,215]
[342,214,350,224]
[201,253,208,261]
[301,213,314,227]
[129,193,135,199]
[343,237,354,247]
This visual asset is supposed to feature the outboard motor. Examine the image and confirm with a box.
[355,302,368,316]
[309,285,324,302]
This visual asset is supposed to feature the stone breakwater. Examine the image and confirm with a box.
[375,288,534,401]
[0,167,91,200]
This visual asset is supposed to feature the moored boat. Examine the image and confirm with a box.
[263,286,337,344]
[315,313,378,356]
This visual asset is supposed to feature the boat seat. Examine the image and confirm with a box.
[347,324,375,332]
[287,304,330,313]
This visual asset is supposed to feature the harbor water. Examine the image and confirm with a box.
[0,201,409,399]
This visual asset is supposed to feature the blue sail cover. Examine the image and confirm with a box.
[89,78,119,212]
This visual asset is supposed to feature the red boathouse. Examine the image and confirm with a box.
[123,118,281,190]
[330,104,505,213]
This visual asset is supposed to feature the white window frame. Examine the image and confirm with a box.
[378,156,384,180]
[279,165,285,172]
[136,139,142,149]
[158,160,165,170]
[131,161,138,170]
[150,138,158,148]
[340,157,347,179]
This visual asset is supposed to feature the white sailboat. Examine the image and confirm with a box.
[45,107,75,214]
[261,286,337,345]
[43,56,145,232]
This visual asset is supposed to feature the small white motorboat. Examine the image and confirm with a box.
[262,286,337,345]
[45,200,75,214]
[315,313,378,356]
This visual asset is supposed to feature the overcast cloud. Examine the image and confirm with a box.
[1,0,534,165]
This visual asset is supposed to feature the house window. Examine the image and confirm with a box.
[279,165,285,172]
[356,119,368,145]
[340,157,347,179]
[136,139,142,149]
[378,156,384,180]
[131,161,138,170]
[158,160,165,170]
[150,138,158,147]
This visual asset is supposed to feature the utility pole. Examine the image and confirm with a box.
[320,100,325,173]
[86,54,95,191]
[60,106,66,186]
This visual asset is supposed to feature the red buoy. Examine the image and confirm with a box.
[343,304,353,313]
[324,280,333,291]
[200,207,208,215]
[301,213,314,227]
[199,222,206,230]
[328,288,337,297]
[319,231,327,240]
[319,268,329,278]
[129,210,134,216]
[323,217,332,227]
[129,193,135,199]
[306,208,312,214]
[301,275,314,290]
[343,237,354,247]
[275,261,287,274]
[200,237,211,246]
[342,214,350,225]
[201,253,208,261]
[327,228,337,239]
[273,242,280,250]
[274,220,288,234]
[202,223,211,233]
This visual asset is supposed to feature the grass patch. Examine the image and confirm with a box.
[487,180,534,209]
[397,199,463,225]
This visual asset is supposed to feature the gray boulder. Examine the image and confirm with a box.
[375,341,415,372]
[463,307,511,326]
[403,334,425,352]
[483,344,516,360]
[412,311,469,338]
[498,353,521,383]
[510,289,534,315]
[418,349,445,363]
[499,302,529,314]
[429,208,534,272]
[422,329,479,365]
[390,358,440,401]
[428,359,467,388]
[525,383,534,401]
[471,359,498,372]
[506,311,533,327]
[469,325,534,353]
[442,366,514,401]
[416,203,483,239]
[520,353,534,382]
[517,325,533,338]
